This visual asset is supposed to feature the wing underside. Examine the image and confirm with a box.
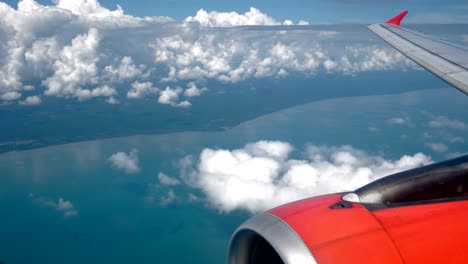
[368,23,468,95]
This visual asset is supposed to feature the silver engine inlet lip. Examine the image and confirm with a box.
[227,213,317,264]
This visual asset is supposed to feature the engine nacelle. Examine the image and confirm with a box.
[228,155,468,264]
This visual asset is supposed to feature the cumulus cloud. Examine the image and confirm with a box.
[1,91,21,101]
[158,172,181,186]
[425,142,449,153]
[388,117,410,125]
[158,86,180,105]
[158,87,191,107]
[428,115,467,131]
[42,28,104,99]
[108,149,140,174]
[151,32,413,83]
[336,46,415,74]
[127,81,159,99]
[184,82,207,97]
[53,0,124,18]
[0,0,415,104]
[180,141,432,213]
[30,194,78,217]
[19,95,41,105]
[75,85,117,101]
[104,56,149,82]
[0,0,169,103]
[185,7,308,27]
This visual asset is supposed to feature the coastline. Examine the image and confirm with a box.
[0,87,449,155]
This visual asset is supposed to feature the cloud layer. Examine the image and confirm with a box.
[179,141,432,213]
[0,0,415,106]
[151,33,413,83]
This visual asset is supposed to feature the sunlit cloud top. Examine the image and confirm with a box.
[0,0,416,106]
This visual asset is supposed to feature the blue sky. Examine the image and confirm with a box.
[3,0,468,23]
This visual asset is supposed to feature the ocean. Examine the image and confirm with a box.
[0,88,466,263]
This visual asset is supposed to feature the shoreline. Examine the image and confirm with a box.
[0,88,447,155]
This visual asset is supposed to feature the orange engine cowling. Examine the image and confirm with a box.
[228,155,468,264]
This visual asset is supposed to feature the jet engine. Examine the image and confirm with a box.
[228,155,468,264]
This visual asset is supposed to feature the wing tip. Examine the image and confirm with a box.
[385,10,408,26]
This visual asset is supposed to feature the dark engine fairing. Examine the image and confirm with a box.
[354,155,468,208]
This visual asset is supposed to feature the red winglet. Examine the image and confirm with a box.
[385,10,408,26]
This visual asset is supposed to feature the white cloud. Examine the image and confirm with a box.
[244,140,293,160]
[428,115,467,131]
[450,137,465,144]
[159,189,177,206]
[185,7,308,27]
[388,117,409,125]
[30,194,78,217]
[335,46,416,74]
[421,114,466,149]
[323,59,337,71]
[145,183,179,206]
[425,142,448,153]
[151,33,412,83]
[158,86,191,107]
[105,56,148,82]
[0,0,417,104]
[108,149,140,174]
[158,172,181,186]
[74,85,117,101]
[53,0,124,18]
[0,0,170,103]
[19,95,41,105]
[177,100,191,108]
[181,141,432,213]
[23,85,35,91]
[1,91,21,101]
[184,82,207,97]
[158,86,180,105]
[42,28,102,99]
[127,81,159,99]
[106,96,118,104]
[24,37,61,78]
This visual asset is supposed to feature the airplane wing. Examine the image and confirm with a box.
[368,11,468,95]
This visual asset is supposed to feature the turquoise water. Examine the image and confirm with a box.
[0,71,443,153]
[0,88,467,263]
